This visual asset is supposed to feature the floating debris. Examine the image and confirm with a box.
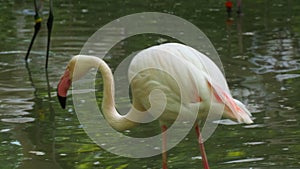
[224,157,264,164]
[191,156,202,160]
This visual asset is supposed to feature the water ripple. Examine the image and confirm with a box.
[1,117,35,123]
[249,28,300,81]
[250,55,300,74]
[275,74,300,81]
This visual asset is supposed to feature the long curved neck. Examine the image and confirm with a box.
[90,56,138,131]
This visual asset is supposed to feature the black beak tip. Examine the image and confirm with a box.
[58,95,67,109]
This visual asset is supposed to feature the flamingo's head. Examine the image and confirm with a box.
[222,98,253,124]
[208,81,253,124]
[57,55,99,109]
[57,56,77,109]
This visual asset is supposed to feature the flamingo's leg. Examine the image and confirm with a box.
[195,125,210,169]
[25,0,42,61]
[161,125,168,169]
[45,0,54,69]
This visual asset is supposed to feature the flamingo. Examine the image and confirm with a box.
[57,43,253,169]
[25,0,54,69]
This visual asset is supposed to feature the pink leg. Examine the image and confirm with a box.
[161,125,168,169]
[195,125,210,169]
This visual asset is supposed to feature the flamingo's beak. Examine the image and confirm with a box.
[57,94,67,109]
[57,69,71,109]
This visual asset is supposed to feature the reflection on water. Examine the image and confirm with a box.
[0,0,300,169]
[249,29,300,75]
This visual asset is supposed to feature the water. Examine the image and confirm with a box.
[0,0,300,168]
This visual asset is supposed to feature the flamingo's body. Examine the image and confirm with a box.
[57,43,253,169]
